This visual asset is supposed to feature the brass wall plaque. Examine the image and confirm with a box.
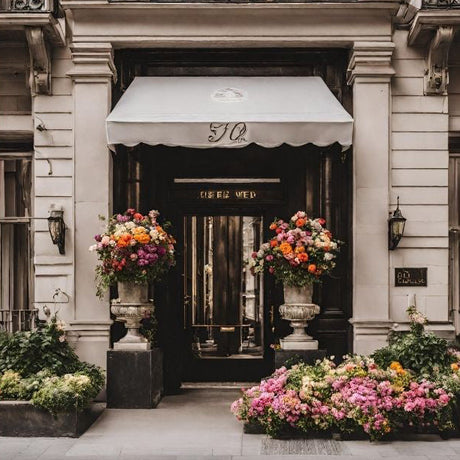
[395,268,427,287]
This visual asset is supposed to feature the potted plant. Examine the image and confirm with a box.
[90,208,175,348]
[249,211,340,349]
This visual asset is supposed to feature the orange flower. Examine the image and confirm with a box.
[133,226,146,234]
[280,242,293,255]
[296,218,306,227]
[298,253,309,263]
[134,213,143,221]
[117,239,128,247]
[390,361,405,374]
[451,363,459,372]
[134,233,150,244]
[269,223,277,230]
[270,239,278,248]
[307,264,316,273]
[295,246,305,254]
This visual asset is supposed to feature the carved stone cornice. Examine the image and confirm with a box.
[67,43,117,83]
[408,10,460,45]
[424,25,454,95]
[347,42,395,86]
[25,26,51,95]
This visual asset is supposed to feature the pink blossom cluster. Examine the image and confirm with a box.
[231,357,455,440]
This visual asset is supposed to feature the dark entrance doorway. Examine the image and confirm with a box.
[113,143,352,391]
[112,47,352,391]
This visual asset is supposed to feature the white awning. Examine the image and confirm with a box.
[106,76,353,150]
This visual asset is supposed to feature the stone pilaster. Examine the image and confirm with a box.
[67,43,116,370]
[347,42,395,355]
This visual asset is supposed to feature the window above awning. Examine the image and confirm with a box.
[106,76,353,150]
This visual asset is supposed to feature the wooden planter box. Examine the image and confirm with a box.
[0,401,104,437]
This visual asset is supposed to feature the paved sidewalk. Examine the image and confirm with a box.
[1,389,460,459]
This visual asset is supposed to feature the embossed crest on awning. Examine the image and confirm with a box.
[106,76,353,150]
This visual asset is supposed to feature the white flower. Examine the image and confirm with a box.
[89,244,98,252]
[101,235,110,245]
[324,253,334,261]
[126,221,135,229]
[313,221,322,231]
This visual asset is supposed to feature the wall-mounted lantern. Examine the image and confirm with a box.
[48,207,66,255]
[388,197,406,250]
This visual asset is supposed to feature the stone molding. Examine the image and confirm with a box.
[424,25,454,95]
[0,13,65,45]
[61,0,401,10]
[408,10,460,45]
[67,320,112,338]
[67,43,117,83]
[349,320,393,342]
[347,41,396,86]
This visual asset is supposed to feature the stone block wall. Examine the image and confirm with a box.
[32,46,75,324]
[389,30,452,336]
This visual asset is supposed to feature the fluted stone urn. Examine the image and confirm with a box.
[111,282,153,351]
[279,284,320,350]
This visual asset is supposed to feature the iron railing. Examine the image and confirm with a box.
[423,0,460,7]
[0,221,34,332]
[0,309,38,333]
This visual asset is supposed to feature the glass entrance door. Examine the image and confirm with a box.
[184,216,264,359]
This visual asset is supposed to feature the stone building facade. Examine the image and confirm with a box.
[0,0,459,389]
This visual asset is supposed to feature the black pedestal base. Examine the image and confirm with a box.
[107,348,163,409]
[274,349,327,368]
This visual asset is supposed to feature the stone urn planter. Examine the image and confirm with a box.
[279,284,320,350]
[111,281,154,351]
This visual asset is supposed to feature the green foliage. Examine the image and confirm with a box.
[0,371,22,399]
[0,318,81,377]
[372,307,455,377]
[0,317,105,414]
[139,314,158,346]
[32,372,101,415]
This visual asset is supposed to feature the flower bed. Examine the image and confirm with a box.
[0,318,105,436]
[232,307,460,441]
[231,356,457,440]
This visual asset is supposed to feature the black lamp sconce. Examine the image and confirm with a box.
[388,197,406,250]
[48,207,66,255]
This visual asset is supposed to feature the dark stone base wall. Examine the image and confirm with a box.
[0,402,104,437]
[107,348,163,409]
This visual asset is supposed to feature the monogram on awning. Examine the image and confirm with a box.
[106,76,353,150]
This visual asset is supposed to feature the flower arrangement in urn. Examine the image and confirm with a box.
[90,208,176,298]
[249,211,340,287]
[249,211,341,350]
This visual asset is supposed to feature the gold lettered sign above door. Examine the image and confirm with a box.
[171,178,284,205]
